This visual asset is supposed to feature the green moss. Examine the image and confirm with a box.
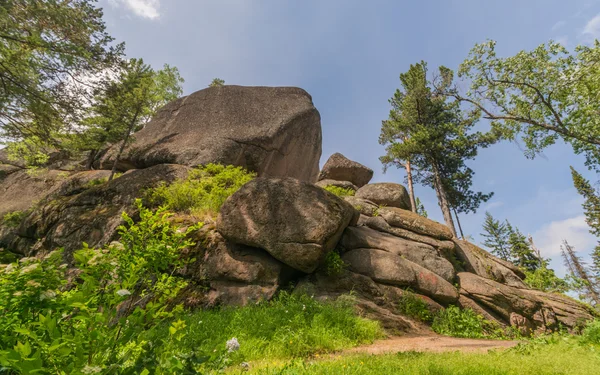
[1,210,26,228]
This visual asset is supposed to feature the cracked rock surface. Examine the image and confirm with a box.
[99,85,322,182]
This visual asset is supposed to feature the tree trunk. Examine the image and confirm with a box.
[405,158,417,213]
[431,162,458,238]
[86,149,98,170]
[453,207,465,239]
[109,110,140,182]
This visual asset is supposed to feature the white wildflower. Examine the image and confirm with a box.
[4,264,15,273]
[116,289,131,297]
[25,280,41,288]
[241,362,250,371]
[20,263,39,274]
[302,305,306,311]
[81,365,103,374]
[226,337,240,353]
[39,290,57,301]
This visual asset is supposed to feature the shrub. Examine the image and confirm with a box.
[432,305,502,339]
[0,200,205,374]
[322,185,355,198]
[324,250,346,276]
[580,319,600,345]
[397,289,433,322]
[523,267,570,293]
[2,210,26,228]
[147,163,256,217]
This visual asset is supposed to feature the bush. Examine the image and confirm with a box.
[0,200,205,374]
[2,210,26,228]
[322,185,355,198]
[324,250,346,276]
[397,290,432,322]
[147,163,256,217]
[523,267,570,293]
[580,319,600,345]
[432,306,503,339]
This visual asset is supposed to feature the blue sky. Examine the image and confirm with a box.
[102,0,600,276]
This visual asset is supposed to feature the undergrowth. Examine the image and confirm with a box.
[146,163,255,217]
[431,305,509,339]
[1,211,26,228]
[322,185,355,198]
[396,290,433,322]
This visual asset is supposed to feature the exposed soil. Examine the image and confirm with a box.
[344,334,521,355]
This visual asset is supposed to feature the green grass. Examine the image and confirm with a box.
[146,163,255,217]
[397,290,433,323]
[238,340,600,375]
[143,292,383,364]
[322,185,355,198]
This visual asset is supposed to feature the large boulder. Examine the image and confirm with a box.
[317,153,373,188]
[0,169,69,217]
[100,86,322,182]
[355,183,411,210]
[315,179,358,192]
[340,226,456,282]
[343,196,379,216]
[378,207,454,240]
[217,177,357,273]
[454,240,526,288]
[343,248,459,304]
[1,164,191,256]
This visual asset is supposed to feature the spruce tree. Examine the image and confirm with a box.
[561,240,600,306]
[571,166,600,279]
[506,223,540,271]
[481,212,511,261]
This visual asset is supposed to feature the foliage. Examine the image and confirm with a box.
[415,197,428,218]
[322,185,355,198]
[1,211,26,228]
[80,58,183,175]
[523,266,570,293]
[0,200,205,374]
[396,290,432,322]
[561,240,600,306]
[580,319,600,345]
[506,223,539,272]
[455,40,600,172]
[245,340,600,375]
[481,212,511,261]
[432,306,505,339]
[323,250,346,276]
[147,163,256,217]
[209,78,225,87]
[571,167,600,282]
[143,292,382,365]
[0,0,124,164]
[380,61,498,236]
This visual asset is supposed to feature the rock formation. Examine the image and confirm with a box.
[0,85,596,336]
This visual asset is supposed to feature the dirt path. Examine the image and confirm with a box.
[344,334,521,355]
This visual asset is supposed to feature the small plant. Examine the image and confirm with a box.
[324,250,346,276]
[323,185,355,198]
[209,78,225,87]
[85,177,108,187]
[432,305,503,339]
[397,289,433,322]
[580,319,600,345]
[147,163,255,217]
[1,210,26,228]
[523,267,570,293]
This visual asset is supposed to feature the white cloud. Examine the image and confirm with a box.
[482,201,504,211]
[554,35,569,47]
[531,215,596,277]
[552,20,566,31]
[582,13,600,40]
[109,0,160,20]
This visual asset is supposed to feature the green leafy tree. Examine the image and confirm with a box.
[454,40,600,171]
[380,62,497,237]
[209,78,225,87]
[481,212,511,261]
[0,0,124,164]
[571,166,600,279]
[81,59,183,176]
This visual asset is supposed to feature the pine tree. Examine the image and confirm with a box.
[571,166,600,279]
[481,212,511,261]
[561,240,600,306]
[506,223,540,272]
[380,62,498,237]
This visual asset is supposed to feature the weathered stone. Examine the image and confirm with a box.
[454,240,527,288]
[207,281,278,306]
[343,196,379,217]
[315,179,358,191]
[364,216,456,253]
[100,86,322,182]
[2,164,191,256]
[343,248,459,304]
[340,226,456,282]
[317,153,373,187]
[355,183,411,210]
[458,272,596,333]
[217,177,356,273]
[379,207,454,240]
[457,294,506,327]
